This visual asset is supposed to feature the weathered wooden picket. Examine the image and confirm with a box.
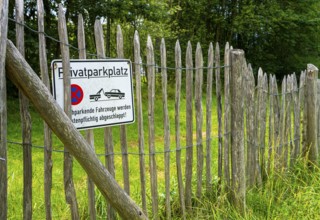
[0,1,319,219]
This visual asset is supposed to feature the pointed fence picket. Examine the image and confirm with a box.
[2,4,320,219]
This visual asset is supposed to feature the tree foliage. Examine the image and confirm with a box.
[8,0,320,79]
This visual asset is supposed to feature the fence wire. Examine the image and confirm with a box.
[3,131,304,158]
[9,17,311,98]
[4,135,220,157]
[9,17,229,71]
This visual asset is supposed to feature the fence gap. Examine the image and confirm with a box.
[185,41,193,210]
[58,4,80,219]
[133,30,147,215]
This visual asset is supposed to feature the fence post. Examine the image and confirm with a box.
[230,49,246,214]
[0,0,8,219]
[134,31,147,215]
[117,25,131,197]
[161,38,171,219]
[195,42,203,199]
[304,64,318,166]
[185,41,193,210]
[16,0,33,218]
[206,42,214,192]
[77,14,96,220]
[38,0,53,219]
[174,40,186,219]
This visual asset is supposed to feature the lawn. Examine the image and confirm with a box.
[5,80,320,219]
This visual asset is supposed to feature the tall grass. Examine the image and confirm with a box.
[5,80,320,219]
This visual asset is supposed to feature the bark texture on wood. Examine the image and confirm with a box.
[304,64,318,166]
[16,1,33,218]
[230,49,246,214]
[174,40,186,220]
[147,36,159,219]
[0,0,8,219]
[206,43,214,192]
[215,43,223,193]
[195,43,203,199]
[77,14,96,220]
[185,41,193,210]
[117,25,130,196]
[134,31,147,215]
[38,0,53,219]
[160,38,171,220]
[58,5,79,219]
[223,42,231,196]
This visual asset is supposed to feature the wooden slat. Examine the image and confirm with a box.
[116,25,130,196]
[291,73,300,164]
[205,43,214,191]
[58,5,79,219]
[93,19,116,219]
[278,77,286,170]
[246,64,256,187]
[195,42,203,198]
[215,43,223,193]
[146,35,159,218]
[16,0,33,218]
[259,73,268,178]
[0,0,8,218]
[160,38,171,219]
[37,0,53,219]
[174,40,186,219]
[133,31,147,215]
[77,14,96,220]
[254,68,263,184]
[284,75,293,168]
[304,64,318,165]
[6,39,147,220]
[230,49,246,214]
[299,71,306,157]
[185,41,193,210]
[272,76,280,171]
[267,75,274,174]
[223,42,231,195]
[317,80,320,162]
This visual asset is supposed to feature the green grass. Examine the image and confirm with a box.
[5,80,320,219]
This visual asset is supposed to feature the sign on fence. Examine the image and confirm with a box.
[52,59,135,130]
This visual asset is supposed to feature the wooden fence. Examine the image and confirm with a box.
[0,1,319,219]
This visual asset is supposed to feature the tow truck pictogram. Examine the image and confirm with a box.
[90,89,125,101]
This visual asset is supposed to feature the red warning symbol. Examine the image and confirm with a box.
[71,84,84,105]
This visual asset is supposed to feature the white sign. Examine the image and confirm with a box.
[52,59,134,130]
